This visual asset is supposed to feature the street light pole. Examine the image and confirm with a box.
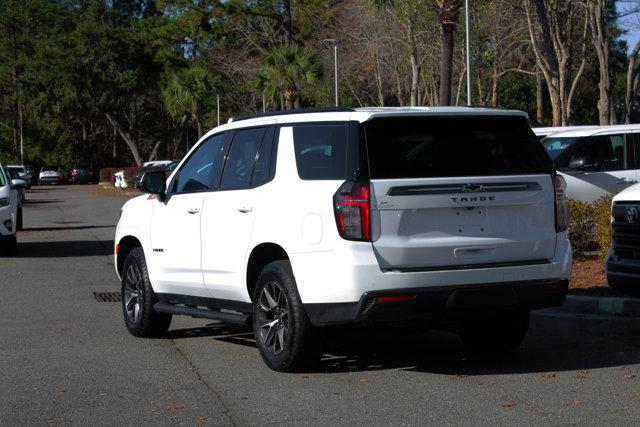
[323,39,339,107]
[465,0,471,106]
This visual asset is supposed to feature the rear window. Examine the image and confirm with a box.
[364,116,553,179]
[42,165,57,171]
[76,163,91,169]
[293,124,349,180]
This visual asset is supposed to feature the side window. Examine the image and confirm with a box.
[220,127,266,190]
[560,134,627,172]
[250,126,275,187]
[173,133,227,193]
[293,124,349,180]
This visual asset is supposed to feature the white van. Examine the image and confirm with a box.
[542,125,640,203]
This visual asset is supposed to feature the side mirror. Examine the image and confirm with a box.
[568,156,598,172]
[140,171,167,201]
[10,179,27,190]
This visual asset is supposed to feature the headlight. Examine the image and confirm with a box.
[0,198,9,207]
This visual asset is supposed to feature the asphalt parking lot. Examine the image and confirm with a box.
[1,185,639,425]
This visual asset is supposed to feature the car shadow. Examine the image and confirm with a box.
[13,240,113,258]
[23,199,64,205]
[19,225,115,232]
[167,314,640,375]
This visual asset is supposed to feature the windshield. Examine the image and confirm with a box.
[0,166,6,187]
[542,137,579,160]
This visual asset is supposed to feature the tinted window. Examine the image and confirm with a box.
[557,134,628,172]
[365,116,552,179]
[174,133,227,193]
[293,124,349,180]
[542,137,579,160]
[0,167,6,186]
[221,128,266,190]
[42,165,57,171]
[250,127,275,187]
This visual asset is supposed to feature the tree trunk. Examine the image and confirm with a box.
[625,40,640,123]
[549,89,562,127]
[587,0,610,125]
[106,114,143,166]
[439,23,455,106]
[536,70,544,125]
[112,125,118,161]
[410,53,420,107]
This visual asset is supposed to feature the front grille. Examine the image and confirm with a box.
[612,203,640,259]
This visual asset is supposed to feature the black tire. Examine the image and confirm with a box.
[458,310,530,354]
[252,260,322,372]
[121,247,172,337]
[0,235,17,256]
[16,208,23,231]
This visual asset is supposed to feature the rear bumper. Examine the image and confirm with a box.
[305,279,568,326]
[39,176,60,183]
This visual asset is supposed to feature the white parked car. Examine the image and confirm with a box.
[0,163,26,255]
[606,182,640,297]
[532,125,599,141]
[113,170,127,189]
[115,107,572,371]
[6,164,31,189]
[542,124,640,203]
[38,165,66,185]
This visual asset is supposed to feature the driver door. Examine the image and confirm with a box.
[149,132,229,296]
[556,133,637,203]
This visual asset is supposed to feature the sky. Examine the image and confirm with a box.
[618,1,640,53]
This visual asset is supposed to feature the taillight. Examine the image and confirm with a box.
[553,174,568,232]
[71,170,77,175]
[334,181,371,241]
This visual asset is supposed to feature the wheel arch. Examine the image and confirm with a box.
[117,235,143,277]
[246,242,289,301]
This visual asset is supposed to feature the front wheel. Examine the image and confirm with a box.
[121,247,172,337]
[253,260,322,372]
[458,310,530,353]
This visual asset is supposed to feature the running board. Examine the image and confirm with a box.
[153,302,251,326]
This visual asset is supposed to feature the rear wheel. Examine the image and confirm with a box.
[458,310,530,353]
[121,247,172,337]
[253,260,322,372]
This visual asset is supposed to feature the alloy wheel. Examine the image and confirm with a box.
[124,264,143,324]
[257,281,290,355]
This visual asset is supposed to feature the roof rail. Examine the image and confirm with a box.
[228,107,355,123]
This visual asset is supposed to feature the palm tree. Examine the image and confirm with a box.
[162,66,219,139]
[256,45,321,109]
[435,0,463,106]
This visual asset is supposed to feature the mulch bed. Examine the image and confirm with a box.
[570,256,627,297]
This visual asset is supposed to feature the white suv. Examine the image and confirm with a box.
[0,163,26,255]
[114,107,573,371]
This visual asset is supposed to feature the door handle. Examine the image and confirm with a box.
[237,206,253,213]
[186,208,200,214]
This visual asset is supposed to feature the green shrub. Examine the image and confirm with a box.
[593,195,613,259]
[567,196,613,259]
[568,199,595,256]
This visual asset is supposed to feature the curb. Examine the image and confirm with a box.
[558,295,640,317]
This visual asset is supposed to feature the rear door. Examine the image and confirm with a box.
[364,115,557,271]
